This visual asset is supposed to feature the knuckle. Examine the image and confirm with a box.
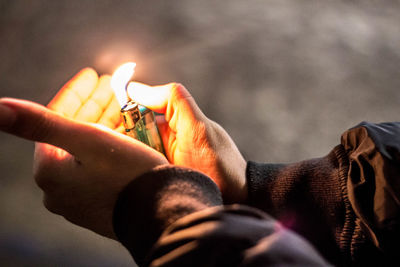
[170,83,207,122]
[171,83,191,100]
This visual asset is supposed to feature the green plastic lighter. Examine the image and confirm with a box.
[111,62,165,155]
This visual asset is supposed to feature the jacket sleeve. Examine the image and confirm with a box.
[246,121,400,266]
[113,166,330,266]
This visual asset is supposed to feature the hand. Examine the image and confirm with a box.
[127,82,247,203]
[0,69,169,239]
[47,68,123,132]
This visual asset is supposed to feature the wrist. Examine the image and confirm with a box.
[207,120,247,204]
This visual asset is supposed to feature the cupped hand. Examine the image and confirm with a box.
[0,69,169,239]
[47,68,123,132]
[45,69,246,203]
[127,82,247,203]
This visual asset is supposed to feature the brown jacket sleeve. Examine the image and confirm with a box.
[246,121,400,266]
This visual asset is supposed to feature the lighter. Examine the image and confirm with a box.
[111,62,165,155]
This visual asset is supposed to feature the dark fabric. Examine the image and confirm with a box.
[113,166,329,266]
[247,121,400,266]
[113,166,223,265]
[113,121,400,266]
[342,121,400,263]
[246,147,346,265]
[147,206,330,267]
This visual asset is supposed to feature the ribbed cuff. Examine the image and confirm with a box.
[333,144,355,263]
[113,166,222,265]
[246,161,285,211]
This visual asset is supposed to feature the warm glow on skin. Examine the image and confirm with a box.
[39,68,126,162]
[48,68,122,131]
[126,82,170,113]
[110,62,136,108]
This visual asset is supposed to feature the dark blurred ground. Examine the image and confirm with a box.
[0,0,399,266]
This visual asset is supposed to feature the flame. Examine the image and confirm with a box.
[111,62,136,108]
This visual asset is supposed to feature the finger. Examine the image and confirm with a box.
[97,97,122,130]
[126,82,170,113]
[0,98,97,157]
[127,82,205,129]
[0,99,168,183]
[74,75,113,123]
[0,98,158,163]
[155,115,169,144]
[48,68,98,118]
[156,115,175,160]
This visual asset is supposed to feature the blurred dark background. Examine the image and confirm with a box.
[0,0,399,265]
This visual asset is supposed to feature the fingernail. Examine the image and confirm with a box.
[0,101,16,129]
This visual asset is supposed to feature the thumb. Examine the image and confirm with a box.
[127,82,206,123]
[126,82,170,113]
[0,98,100,157]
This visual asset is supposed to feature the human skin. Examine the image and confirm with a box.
[127,81,247,203]
[0,68,246,238]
